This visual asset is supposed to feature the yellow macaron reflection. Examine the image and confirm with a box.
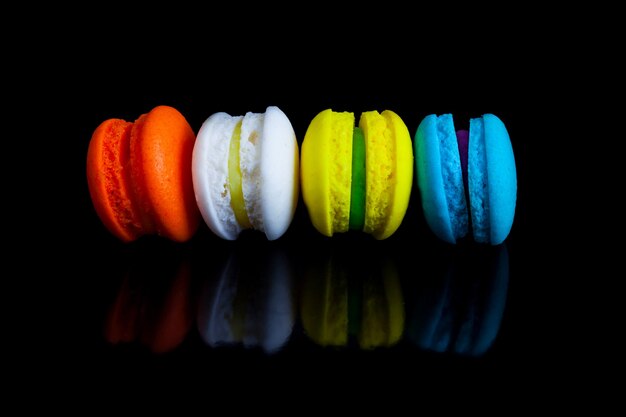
[299,245,405,349]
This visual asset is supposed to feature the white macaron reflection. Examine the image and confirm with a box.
[196,245,295,354]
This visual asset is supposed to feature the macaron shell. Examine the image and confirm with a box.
[483,114,517,245]
[129,113,157,234]
[415,114,456,243]
[240,112,264,230]
[192,112,243,240]
[359,111,391,238]
[468,117,489,242]
[130,105,200,242]
[301,109,354,237]
[86,118,142,242]
[259,106,300,240]
[376,110,413,240]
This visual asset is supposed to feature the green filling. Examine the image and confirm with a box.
[349,127,366,230]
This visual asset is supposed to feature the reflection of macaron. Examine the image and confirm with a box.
[104,253,193,354]
[86,105,200,242]
[300,247,404,349]
[407,244,509,357]
[301,109,413,239]
[414,114,516,245]
[196,246,295,354]
[192,106,299,240]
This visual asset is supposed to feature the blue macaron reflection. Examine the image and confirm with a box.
[407,244,509,357]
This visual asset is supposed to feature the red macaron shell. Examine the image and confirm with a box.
[130,106,200,242]
[86,118,144,242]
[87,105,200,242]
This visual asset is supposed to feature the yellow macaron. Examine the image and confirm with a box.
[301,109,413,239]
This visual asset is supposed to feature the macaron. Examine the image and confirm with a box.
[192,106,299,240]
[86,105,200,242]
[414,113,516,245]
[301,109,413,240]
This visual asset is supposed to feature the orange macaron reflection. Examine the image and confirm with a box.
[86,105,200,242]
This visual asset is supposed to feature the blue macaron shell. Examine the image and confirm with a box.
[482,114,517,245]
[415,114,468,244]
[469,117,490,243]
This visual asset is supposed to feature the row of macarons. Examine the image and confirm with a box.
[86,105,517,245]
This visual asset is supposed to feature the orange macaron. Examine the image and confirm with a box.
[86,105,200,242]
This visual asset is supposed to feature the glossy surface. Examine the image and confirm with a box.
[61,58,588,399]
[83,238,509,358]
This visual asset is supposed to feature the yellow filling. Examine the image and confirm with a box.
[228,120,251,229]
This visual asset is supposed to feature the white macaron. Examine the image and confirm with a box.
[192,106,299,240]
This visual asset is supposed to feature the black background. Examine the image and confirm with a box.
[24,12,612,408]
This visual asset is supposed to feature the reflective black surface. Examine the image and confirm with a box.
[78,239,513,342]
[46,38,598,403]
[66,110,533,398]
[64,233,526,390]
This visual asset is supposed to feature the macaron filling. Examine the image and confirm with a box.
[349,127,366,231]
[228,120,252,229]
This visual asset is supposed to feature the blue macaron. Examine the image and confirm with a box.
[414,113,516,245]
